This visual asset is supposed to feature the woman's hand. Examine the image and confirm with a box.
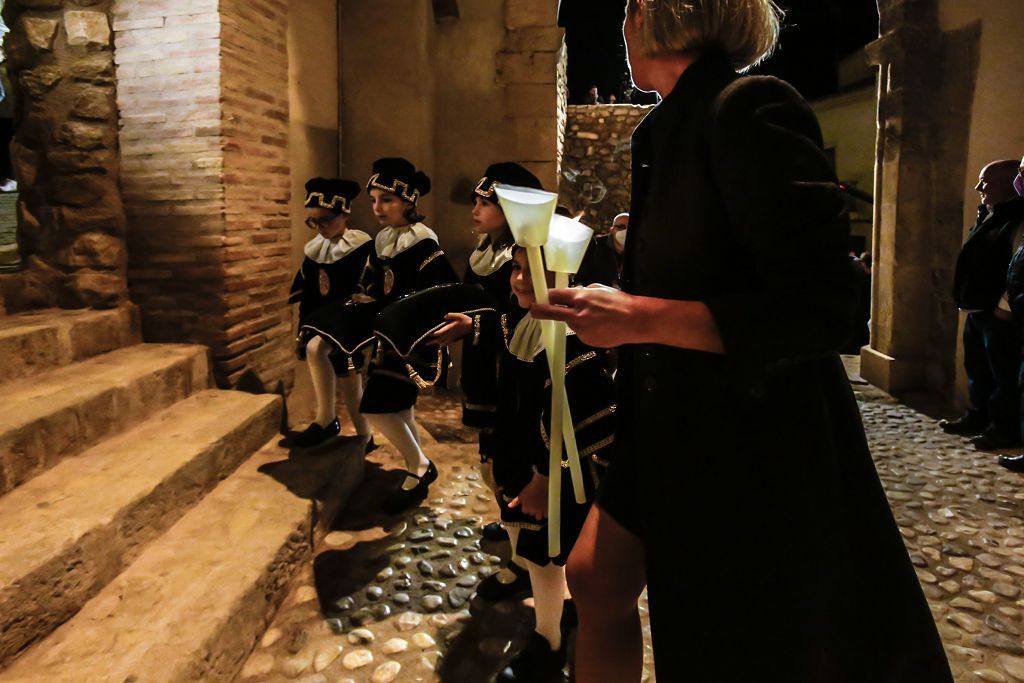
[531,285,641,348]
[430,312,473,346]
[509,471,549,520]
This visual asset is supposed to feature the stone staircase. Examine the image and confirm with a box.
[0,306,332,682]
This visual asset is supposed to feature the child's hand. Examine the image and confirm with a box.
[509,471,548,520]
[430,312,473,346]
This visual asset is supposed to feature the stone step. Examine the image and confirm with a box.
[0,390,282,668]
[0,343,210,495]
[0,442,314,683]
[0,306,141,385]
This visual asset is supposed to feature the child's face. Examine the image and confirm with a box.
[472,197,507,237]
[370,189,412,227]
[305,207,346,240]
[510,249,536,309]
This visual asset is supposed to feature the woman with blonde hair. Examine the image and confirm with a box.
[534,1,953,680]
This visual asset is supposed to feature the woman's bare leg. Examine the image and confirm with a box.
[566,503,646,683]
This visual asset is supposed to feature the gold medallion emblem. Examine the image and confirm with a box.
[383,266,395,296]
[318,268,330,297]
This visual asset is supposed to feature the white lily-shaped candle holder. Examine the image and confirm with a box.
[543,214,594,523]
[495,185,587,558]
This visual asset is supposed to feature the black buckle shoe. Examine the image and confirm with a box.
[483,521,509,542]
[939,412,988,436]
[999,454,1024,472]
[382,460,438,514]
[477,561,532,602]
[970,430,1022,451]
[293,418,341,448]
[496,632,567,682]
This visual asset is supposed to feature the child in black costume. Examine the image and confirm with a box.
[491,247,616,682]
[432,162,546,600]
[359,158,459,512]
[290,178,374,448]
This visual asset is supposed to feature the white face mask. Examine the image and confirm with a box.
[613,228,628,247]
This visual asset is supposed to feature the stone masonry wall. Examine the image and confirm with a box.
[560,104,651,231]
[0,0,127,312]
[113,0,292,388]
[497,0,565,191]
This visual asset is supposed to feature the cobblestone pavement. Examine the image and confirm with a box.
[239,369,1024,682]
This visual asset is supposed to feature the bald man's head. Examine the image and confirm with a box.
[976,160,1020,208]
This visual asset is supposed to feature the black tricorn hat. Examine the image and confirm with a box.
[367,157,431,204]
[304,177,360,214]
[472,162,543,201]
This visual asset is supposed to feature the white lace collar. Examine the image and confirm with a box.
[304,230,372,264]
[374,223,439,259]
[509,313,545,362]
[469,235,514,277]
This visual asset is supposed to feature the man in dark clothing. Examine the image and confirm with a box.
[942,160,1023,451]
[997,156,1024,471]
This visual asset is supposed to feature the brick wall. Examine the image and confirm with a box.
[0,0,127,312]
[113,0,291,388]
[218,0,292,387]
[560,104,651,231]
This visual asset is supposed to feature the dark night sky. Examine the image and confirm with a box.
[559,0,880,104]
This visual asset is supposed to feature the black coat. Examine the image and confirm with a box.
[614,54,951,682]
[996,198,1024,320]
[953,198,1024,311]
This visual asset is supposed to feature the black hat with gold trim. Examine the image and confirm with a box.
[304,177,360,214]
[367,158,431,204]
[472,162,543,202]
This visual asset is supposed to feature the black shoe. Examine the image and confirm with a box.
[365,437,380,454]
[477,561,532,602]
[970,430,1021,451]
[939,412,988,436]
[497,632,567,682]
[382,460,438,514]
[293,418,341,448]
[483,521,509,542]
[999,454,1024,472]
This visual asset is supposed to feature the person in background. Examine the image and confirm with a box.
[942,160,1023,452]
[994,155,1024,472]
[584,85,603,105]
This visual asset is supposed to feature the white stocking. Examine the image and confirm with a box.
[400,407,422,446]
[524,559,568,652]
[306,337,337,427]
[365,412,429,488]
[338,373,370,436]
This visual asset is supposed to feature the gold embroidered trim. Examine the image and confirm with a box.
[575,405,617,431]
[297,324,376,355]
[474,177,495,198]
[544,351,598,388]
[305,191,352,213]
[500,313,510,348]
[580,435,615,458]
[419,250,445,271]
[591,453,610,467]
[375,306,496,357]
[472,315,482,346]
[538,420,571,469]
[405,348,445,389]
[367,173,420,203]
[502,520,545,531]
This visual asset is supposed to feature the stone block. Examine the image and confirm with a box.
[504,26,564,52]
[505,0,558,29]
[19,65,63,99]
[503,83,557,118]
[59,206,127,235]
[10,144,42,188]
[50,174,112,207]
[21,17,60,51]
[64,10,111,48]
[56,121,108,150]
[46,148,114,175]
[64,271,126,308]
[68,54,115,83]
[496,50,560,85]
[71,89,114,121]
[62,232,125,269]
